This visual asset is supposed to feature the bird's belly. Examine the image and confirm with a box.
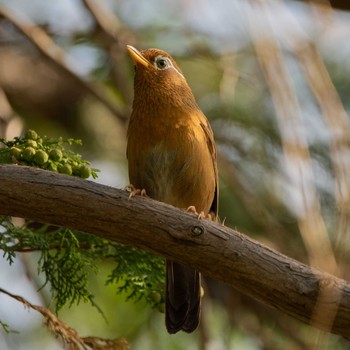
[129,142,215,214]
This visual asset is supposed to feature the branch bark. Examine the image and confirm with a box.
[0,164,349,340]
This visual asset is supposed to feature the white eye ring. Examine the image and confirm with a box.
[154,56,171,70]
[153,55,185,79]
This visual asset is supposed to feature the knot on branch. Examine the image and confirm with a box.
[167,222,206,243]
[191,225,204,237]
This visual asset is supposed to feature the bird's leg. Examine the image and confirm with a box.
[125,184,148,200]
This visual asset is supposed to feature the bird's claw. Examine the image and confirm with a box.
[125,184,148,200]
[186,206,213,220]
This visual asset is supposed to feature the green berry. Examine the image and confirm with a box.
[9,147,21,159]
[25,129,38,140]
[34,150,49,165]
[49,149,63,162]
[157,303,165,313]
[58,164,72,175]
[21,147,36,161]
[46,162,58,172]
[26,139,37,148]
[72,165,81,176]
[148,291,162,304]
[79,165,91,179]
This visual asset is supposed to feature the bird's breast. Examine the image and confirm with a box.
[127,114,215,213]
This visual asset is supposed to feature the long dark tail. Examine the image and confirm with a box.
[165,259,201,334]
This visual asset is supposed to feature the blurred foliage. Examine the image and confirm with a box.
[1,0,350,349]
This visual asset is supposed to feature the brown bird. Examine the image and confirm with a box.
[126,45,218,334]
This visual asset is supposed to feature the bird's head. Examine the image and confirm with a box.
[127,45,196,110]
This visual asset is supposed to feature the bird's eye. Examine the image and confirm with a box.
[155,57,169,70]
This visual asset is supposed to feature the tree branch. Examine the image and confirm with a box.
[0,164,349,340]
[0,6,128,122]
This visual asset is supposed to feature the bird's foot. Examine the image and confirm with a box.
[186,206,213,220]
[125,184,148,200]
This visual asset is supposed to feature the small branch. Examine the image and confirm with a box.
[82,0,123,42]
[81,0,135,105]
[0,5,128,122]
[0,164,350,340]
[0,287,129,349]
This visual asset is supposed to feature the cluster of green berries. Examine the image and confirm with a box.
[1,129,98,179]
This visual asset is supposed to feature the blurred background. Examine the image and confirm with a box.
[1,0,350,349]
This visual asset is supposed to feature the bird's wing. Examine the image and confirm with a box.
[199,113,219,218]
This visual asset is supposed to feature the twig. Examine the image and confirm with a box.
[82,0,123,42]
[0,287,130,349]
[0,5,128,123]
[81,0,135,105]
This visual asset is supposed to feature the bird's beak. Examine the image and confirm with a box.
[127,45,150,68]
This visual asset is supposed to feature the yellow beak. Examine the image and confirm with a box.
[127,45,150,68]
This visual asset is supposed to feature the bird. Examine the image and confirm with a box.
[126,45,218,334]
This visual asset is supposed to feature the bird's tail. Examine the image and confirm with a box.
[165,259,201,334]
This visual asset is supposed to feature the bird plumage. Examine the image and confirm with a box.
[127,46,218,333]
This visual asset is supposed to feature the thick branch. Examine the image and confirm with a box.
[0,164,349,340]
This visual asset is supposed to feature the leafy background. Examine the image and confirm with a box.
[1,0,350,349]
